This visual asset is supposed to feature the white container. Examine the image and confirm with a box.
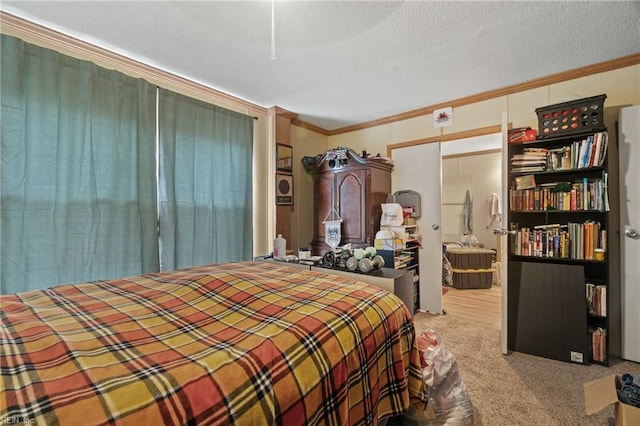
[298,247,310,259]
[273,234,286,260]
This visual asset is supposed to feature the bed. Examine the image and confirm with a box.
[0,261,425,425]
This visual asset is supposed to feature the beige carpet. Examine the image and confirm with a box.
[412,311,640,426]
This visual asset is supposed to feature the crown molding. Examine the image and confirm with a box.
[290,118,330,136]
[273,106,297,120]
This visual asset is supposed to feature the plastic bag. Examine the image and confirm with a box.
[404,329,474,425]
[381,194,404,226]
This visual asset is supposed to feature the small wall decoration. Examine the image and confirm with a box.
[276,143,293,172]
[276,173,293,205]
[433,106,453,128]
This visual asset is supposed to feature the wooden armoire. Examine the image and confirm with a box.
[309,147,393,255]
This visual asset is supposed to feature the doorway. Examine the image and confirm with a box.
[441,133,502,329]
[387,126,505,323]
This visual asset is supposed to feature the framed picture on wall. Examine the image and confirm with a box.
[276,173,293,205]
[276,143,293,172]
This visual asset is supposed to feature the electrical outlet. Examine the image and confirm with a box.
[570,351,584,363]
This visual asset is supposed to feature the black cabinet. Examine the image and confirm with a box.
[507,127,614,364]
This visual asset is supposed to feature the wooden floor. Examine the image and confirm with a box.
[441,284,502,329]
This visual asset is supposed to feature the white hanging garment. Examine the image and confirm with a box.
[486,193,502,229]
[463,190,473,235]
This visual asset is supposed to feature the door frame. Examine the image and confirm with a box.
[387,124,508,319]
[500,112,509,354]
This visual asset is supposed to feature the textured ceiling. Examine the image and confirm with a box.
[2,1,639,131]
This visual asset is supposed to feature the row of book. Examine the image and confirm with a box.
[510,131,608,173]
[510,221,606,260]
[570,131,608,169]
[510,174,609,212]
[586,282,607,317]
[590,327,607,363]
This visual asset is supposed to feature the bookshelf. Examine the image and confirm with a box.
[507,126,612,365]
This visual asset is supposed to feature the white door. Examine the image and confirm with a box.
[619,105,640,362]
[391,143,442,314]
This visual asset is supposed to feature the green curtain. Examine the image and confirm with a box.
[1,35,158,293]
[158,88,253,270]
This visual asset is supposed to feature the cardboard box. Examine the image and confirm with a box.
[584,375,640,426]
[508,127,537,143]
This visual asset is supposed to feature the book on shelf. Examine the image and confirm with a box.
[589,327,607,362]
[590,132,608,167]
[586,282,607,317]
[511,148,548,171]
[577,136,592,168]
[602,171,610,212]
[571,132,608,169]
[514,174,536,190]
[511,165,546,173]
[547,147,571,171]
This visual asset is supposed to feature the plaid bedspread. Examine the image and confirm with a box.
[1,261,425,425]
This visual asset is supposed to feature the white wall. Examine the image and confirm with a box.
[289,126,329,251]
[442,150,502,250]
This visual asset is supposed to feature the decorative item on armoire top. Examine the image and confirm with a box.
[326,148,349,169]
[301,154,322,175]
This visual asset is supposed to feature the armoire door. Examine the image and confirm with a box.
[337,168,367,245]
[312,172,336,254]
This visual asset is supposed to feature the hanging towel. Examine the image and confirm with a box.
[463,190,472,235]
[486,193,502,229]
